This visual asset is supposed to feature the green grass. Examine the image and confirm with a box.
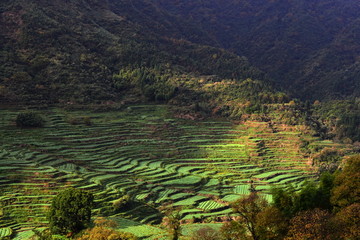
[222,194,242,202]
[170,193,193,200]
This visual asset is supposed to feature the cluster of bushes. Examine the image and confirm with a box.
[65,116,92,126]
[16,112,45,128]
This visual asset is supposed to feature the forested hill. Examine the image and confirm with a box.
[155,0,360,100]
[1,0,359,104]
[0,0,266,104]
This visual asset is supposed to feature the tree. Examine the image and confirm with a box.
[162,211,181,240]
[255,206,288,240]
[230,192,268,240]
[317,172,335,210]
[293,182,320,212]
[331,155,360,209]
[312,148,342,173]
[220,220,247,240]
[285,209,339,240]
[271,186,297,218]
[227,192,288,240]
[48,188,94,235]
[271,174,335,218]
[334,203,360,240]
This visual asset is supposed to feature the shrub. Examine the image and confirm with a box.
[76,217,137,240]
[66,116,92,126]
[162,212,181,240]
[77,227,137,240]
[16,112,45,127]
[31,229,68,240]
[48,188,94,235]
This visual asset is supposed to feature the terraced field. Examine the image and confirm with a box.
[0,105,336,237]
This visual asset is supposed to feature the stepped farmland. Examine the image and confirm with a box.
[0,105,346,236]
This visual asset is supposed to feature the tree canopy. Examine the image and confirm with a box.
[48,188,94,235]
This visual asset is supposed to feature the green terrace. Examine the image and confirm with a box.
[0,105,342,237]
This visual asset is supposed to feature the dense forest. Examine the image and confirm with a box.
[156,0,360,100]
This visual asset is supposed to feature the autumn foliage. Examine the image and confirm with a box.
[76,218,137,240]
[331,155,360,209]
[285,209,339,240]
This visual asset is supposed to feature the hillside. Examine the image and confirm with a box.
[2,0,360,103]
[0,0,267,104]
[155,0,360,100]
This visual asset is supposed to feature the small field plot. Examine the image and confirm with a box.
[115,217,167,240]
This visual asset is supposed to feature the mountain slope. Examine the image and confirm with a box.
[0,0,266,104]
[155,0,360,100]
[1,0,359,103]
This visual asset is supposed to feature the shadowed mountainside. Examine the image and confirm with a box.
[0,0,265,104]
[155,0,360,100]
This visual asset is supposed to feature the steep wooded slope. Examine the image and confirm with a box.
[1,0,359,103]
[0,0,266,104]
[155,0,360,100]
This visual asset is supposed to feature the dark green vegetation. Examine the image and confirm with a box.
[156,0,360,101]
[1,0,360,102]
[0,106,356,239]
[312,100,360,143]
[1,0,360,143]
[0,0,264,104]
[48,188,94,235]
[15,112,44,128]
